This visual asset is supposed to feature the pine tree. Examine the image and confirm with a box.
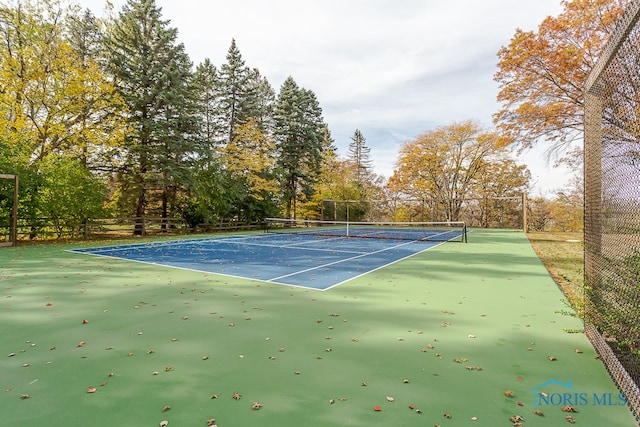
[347,129,372,185]
[66,8,103,62]
[193,58,221,154]
[245,67,275,134]
[215,40,276,147]
[217,39,251,146]
[274,77,326,218]
[106,0,197,234]
[191,53,277,222]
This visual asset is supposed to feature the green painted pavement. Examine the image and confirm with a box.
[0,230,636,426]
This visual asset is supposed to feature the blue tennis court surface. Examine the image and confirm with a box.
[69,233,450,290]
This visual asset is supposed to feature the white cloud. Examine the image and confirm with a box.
[76,0,567,193]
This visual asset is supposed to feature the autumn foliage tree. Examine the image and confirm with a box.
[391,120,518,222]
[0,0,124,235]
[494,0,628,164]
[0,0,125,164]
[223,119,279,219]
[471,159,530,227]
[0,0,344,237]
[311,140,387,222]
[527,174,584,232]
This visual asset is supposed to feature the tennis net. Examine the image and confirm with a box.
[263,218,467,243]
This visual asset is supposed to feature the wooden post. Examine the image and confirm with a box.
[0,174,18,246]
[522,192,528,233]
[12,175,17,244]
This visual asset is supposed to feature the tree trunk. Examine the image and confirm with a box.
[134,195,146,235]
[134,176,146,236]
[161,186,168,233]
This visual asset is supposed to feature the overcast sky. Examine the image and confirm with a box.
[76,0,569,195]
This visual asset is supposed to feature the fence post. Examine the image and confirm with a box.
[584,91,603,322]
[11,175,17,244]
[522,192,527,232]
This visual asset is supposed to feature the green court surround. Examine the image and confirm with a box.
[0,229,636,426]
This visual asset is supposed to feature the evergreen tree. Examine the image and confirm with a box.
[191,56,277,223]
[245,67,276,133]
[190,58,229,224]
[105,0,197,234]
[347,129,372,185]
[217,39,251,145]
[216,40,276,146]
[274,77,326,218]
[66,8,103,62]
[193,58,221,154]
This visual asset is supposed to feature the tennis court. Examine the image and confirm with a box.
[1,229,637,426]
[68,220,466,290]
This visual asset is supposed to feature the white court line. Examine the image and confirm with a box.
[267,238,426,282]
[320,241,446,291]
[69,233,421,260]
[71,234,371,256]
[171,235,370,255]
[67,232,461,291]
[194,239,368,255]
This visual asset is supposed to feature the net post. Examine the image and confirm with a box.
[346,203,350,237]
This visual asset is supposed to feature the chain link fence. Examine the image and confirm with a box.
[320,197,525,230]
[585,1,640,419]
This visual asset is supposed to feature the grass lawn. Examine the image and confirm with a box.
[527,232,584,315]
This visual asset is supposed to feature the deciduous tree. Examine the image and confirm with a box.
[64,6,127,171]
[494,0,628,163]
[471,159,530,227]
[0,0,125,165]
[392,120,507,221]
[37,154,106,237]
[223,118,279,220]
